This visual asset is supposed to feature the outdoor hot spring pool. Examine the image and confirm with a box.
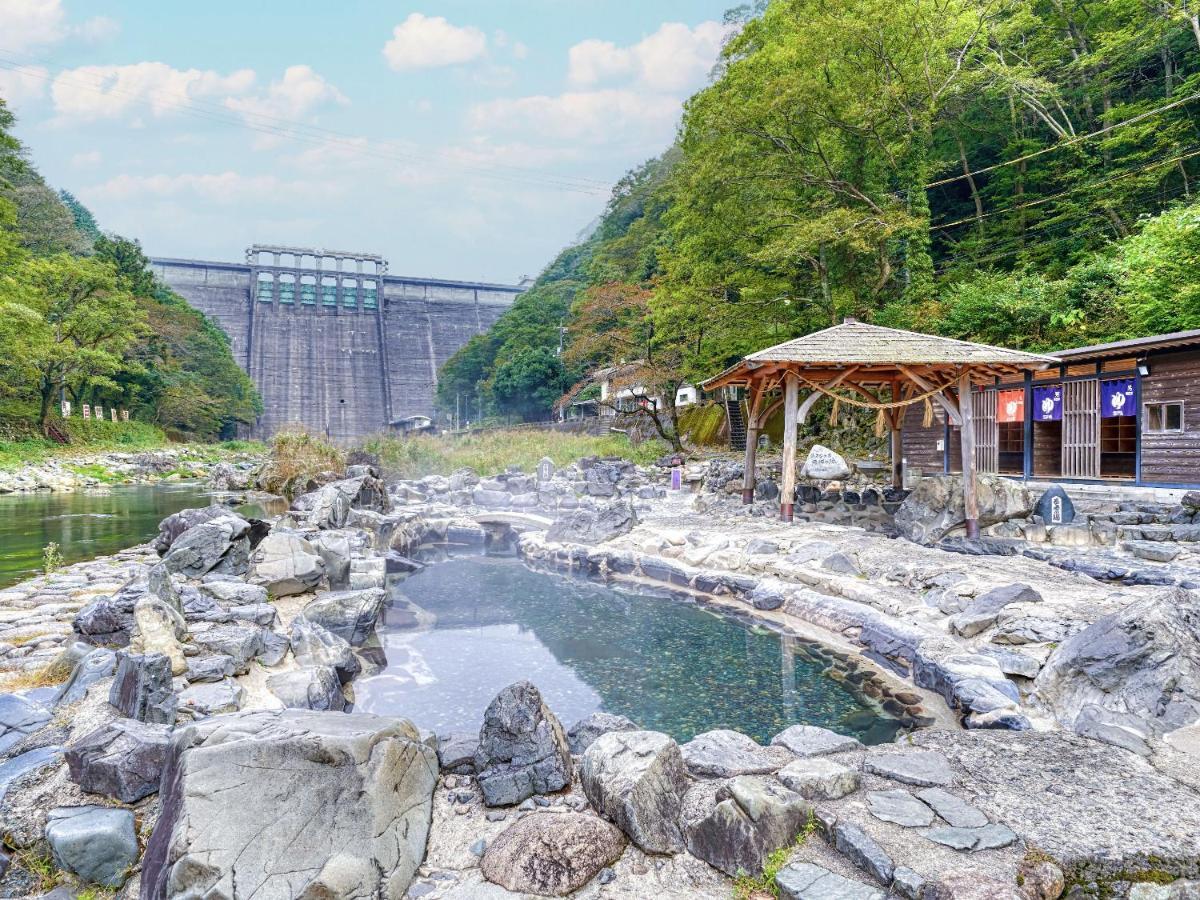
[353,555,904,745]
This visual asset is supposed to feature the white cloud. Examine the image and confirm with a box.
[0,0,66,51]
[568,21,730,92]
[70,149,101,167]
[0,65,47,106]
[74,15,120,44]
[85,171,335,205]
[50,62,256,121]
[224,65,348,122]
[469,89,679,142]
[383,13,487,71]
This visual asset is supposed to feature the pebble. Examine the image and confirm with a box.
[469,839,487,857]
[485,811,506,822]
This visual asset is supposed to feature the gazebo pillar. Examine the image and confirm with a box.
[891,422,903,490]
[780,373,799,522]
[742,419,758,504]
[958,371,980,539]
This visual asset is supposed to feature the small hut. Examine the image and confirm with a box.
[701,320,1059,537]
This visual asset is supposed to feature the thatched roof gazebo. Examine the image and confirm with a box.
[701,319,1060,537]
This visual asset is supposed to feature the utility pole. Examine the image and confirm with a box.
[455,393,461,432]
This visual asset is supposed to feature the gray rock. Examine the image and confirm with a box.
[567,711,638,755]
[191,623,265,675]
[46,805,137,887]
[153,505,232,556]
[1034,485,1075,525]
[776,862,886,900]
[437,733,478,774]
[140,709,437,899]
[682,775,811,877]
[776,758,860,800]
[185,655,235,684]
[162,515,252,578]
[950,583,1042,638]
[581,730,690,854]
[833,820,894,885]
[480,812,625,897]
[862,749,952,787]
[895,475,1034,545]
[53,647,116,707]
[312,532,352,590]
[228,603,277,627]
[892,866,925,899]
[866,789,934,827]
[108,652,176,725]
[199,580,268,606]
[821,552,860,576]
[546,504,638,545]
[258,630,290,667]
[289,617,360,682]
[147,563,184,616]
[64,718,170,803]
[916,787,988,828]
[771,724,863,758]
[298,588,385,646]
[0,693,51,754]
[1125,540,1182,563]
[177,679,244,717]
[800,445,851,480]
[681,729,793,778]
[72,596,135,647]
[266,666,344,711]
[474,681,572,807]
[250,531,325,597]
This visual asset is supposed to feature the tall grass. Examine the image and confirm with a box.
[359,429,668,480]
[257,429,346,498]
[0,417,170,471]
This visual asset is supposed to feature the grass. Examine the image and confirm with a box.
[256,429,346,498]
[14,849,61,893]
[42,542,63,574]
[733,811,817,900]
[359,429,669,480]
[0,656,74,692]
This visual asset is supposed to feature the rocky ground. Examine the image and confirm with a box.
[0,449,257,494]
[0,453,1194,898]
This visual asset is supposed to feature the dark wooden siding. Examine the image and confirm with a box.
[1140,349,1200,484]
[901,403,945,475]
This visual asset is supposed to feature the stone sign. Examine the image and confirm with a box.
[800,444,851,480]
[1035,485,1075,525]
[536,457,555,484]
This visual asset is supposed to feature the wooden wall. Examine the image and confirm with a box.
[1140,349,1200,484]
[901,402,945,475]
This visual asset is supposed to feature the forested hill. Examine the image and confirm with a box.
[440,0,1200,422]
[0,99,260,440]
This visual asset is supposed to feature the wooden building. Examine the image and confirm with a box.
[899,328,1200,488]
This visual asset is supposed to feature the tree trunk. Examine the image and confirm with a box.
[956,133,984,233]
[39,383,56,436]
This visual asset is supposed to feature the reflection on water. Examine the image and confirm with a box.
[0,484,282,590]
[354,555,903,745]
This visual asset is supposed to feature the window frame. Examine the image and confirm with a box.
[1143,400,1186,434]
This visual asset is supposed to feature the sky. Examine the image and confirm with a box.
[0,0,734,284]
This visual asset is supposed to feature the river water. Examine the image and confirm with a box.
[0,483,232,590]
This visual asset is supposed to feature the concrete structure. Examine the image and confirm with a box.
[152,245,522,440]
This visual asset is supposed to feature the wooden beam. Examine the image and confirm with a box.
[742,379,766,504]
[780,373,799,523]
[898,365,961,425]
[958,371,980,540]
[796,367,861,424]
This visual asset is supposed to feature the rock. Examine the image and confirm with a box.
[862,749,952,787]
[153,505,232,556]
[1035,587,1200,739]
[199,580,269,606]
[259,630,290,667]
[207,461,247,491]
[53,648,116,707]
[1125,540,1182,563]
[776,862,886,900]
[771,724,862,758]
[437,733,479,774]
[546,504,638,545]
[147,563,184,616]
[923,874,1024,899]
[1034,485,1075,526]
[892,866,925,899]
[162,515,252,578]
[72,596,135,647]
[566,711,637,755]
[1018,859,1066,900]
[131,596,188,675]
[480,812,625,897]
[580,730,690,854]
[921,823,1016,851]
[833,820,894,885]
[45,805,138,888]
[266,666,344,711]
[0,693,51,754]
[683,776,810,877]
[776,758,860,800]
[289,617,360,683]
[800,445,851,480]
[0,745,62,801]
[191,623,265,675]
[866,789,934,827]
[297,588,385,646]
[916,787,988,828]
[949,583,1042,638]
[312,532,352,590]
[64,718,170,803]
[681,729,793,778]
[109,652,176,725]
[250,531,325,596]
[140,709,437,900]
[895,475,1034,545]
[822,552,861,575]
[474,681,572,807]
[178,679,244,717]
[228,603,277,627]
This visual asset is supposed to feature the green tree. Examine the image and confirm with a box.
[490,347,568,421]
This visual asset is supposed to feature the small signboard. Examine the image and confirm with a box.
[111,408,118,422]
[61,401,71,418]
[121,409,129,422]
[94,405,103,420]
[1101,379,1135,417]
[82,404,91,420]
[1032,385,1062,422]
[670,466,682,491]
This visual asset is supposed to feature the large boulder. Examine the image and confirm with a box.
[298,471,392,529]
[681,729,793,778]
[250,531,325,597]
[895,475,1034,545]
[161,515,253,578]
[153,505,230,556]
[474,681,572,807]
[1034,588,1200,751]
[266,666,344,711]
[46,805,138,888]
[109,652,176,725]
[567,710,638,755]
[480,812,626,897]
[298,588,385,646]
[581,730,690,854]
[289,618,361,683]
[140,709,438,899]
[800,444,851,480]
[682,775,811,877]
[546,503,638,546]
[131,596,188,675]
[65,718,171,803]
[190,623,266,675]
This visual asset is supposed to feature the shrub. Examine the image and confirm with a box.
[257,428,346,498]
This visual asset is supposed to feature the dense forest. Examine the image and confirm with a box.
[0,99,259,441]
[440,0,1200,422]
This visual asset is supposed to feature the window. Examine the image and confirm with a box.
[1145,402,1184,433]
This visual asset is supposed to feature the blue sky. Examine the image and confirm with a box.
[0,1,733,283]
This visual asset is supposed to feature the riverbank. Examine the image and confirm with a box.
[0,444,263,493]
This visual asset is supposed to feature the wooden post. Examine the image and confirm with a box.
[958,371,980,539]
[742,382,760,504]
[891,420,903,490]
[780,373,799,522]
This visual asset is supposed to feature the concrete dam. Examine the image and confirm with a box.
[151,244,523,440]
